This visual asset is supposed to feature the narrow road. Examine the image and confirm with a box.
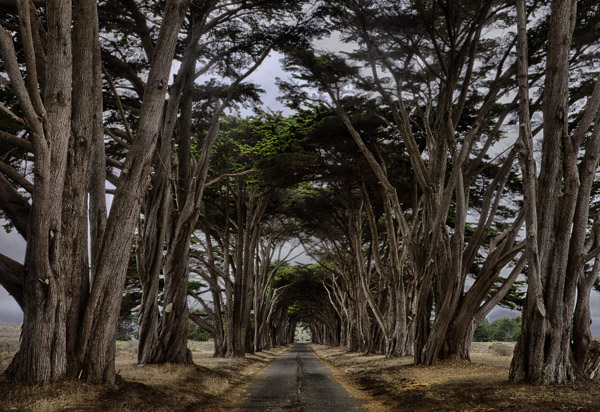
[226,343,366,411]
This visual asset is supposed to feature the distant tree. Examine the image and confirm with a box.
[473,319,492,342]
[473,317,521,342]
[280,0,527,364]
[187,321,211,342]
[490,317,521,342]
[189,111,307,357]
[117,313,139,341]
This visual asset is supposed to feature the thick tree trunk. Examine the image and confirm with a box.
[442,238,525,361]
[76,0,191,383]
[63,0,101,376]
[4,0,73,385]
[135,60,180,362]
[413,272,433,364]
[211,306,227,357]
[223,189,269,357]
[136,168,171,364]
[510,0,585,384]
[136,48,191,364]
[510,0,552,384]
[155,227,195,363]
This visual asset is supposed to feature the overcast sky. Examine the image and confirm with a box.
[0,228,25,323]
[1,49,600,337]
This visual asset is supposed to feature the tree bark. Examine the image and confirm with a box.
[136,166,171,364]
[4,0,73,385]
[509,0,594,384]
[76,0,191,383]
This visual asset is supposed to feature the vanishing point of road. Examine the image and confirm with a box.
[227,343,366,411]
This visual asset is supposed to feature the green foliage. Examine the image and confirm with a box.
[188,321,211,342]
[117,313,138,341]
[473,316,522,342]
[490,279,527,311]
[210,110,312,186]
[278,264,333,323]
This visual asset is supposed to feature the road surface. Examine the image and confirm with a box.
[226,343,366,411]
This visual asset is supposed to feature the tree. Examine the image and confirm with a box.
[273,102,416,355]
[473,317,522,342]
[510,0,600,384]
[0,0,192,384]
[189,112,306,357]
[280,0,527,363]
[134,0,322,365]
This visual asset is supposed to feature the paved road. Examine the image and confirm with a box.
[227,343,366,411]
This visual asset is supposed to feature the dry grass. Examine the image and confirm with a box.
[1,324,598,411]
[0,335,291,412]
[0,323,20,374]
[310,343,600,412]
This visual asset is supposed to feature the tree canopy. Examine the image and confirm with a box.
[0,0,599,386]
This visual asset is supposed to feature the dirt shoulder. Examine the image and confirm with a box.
[0,341,291,411]
[310,343,600,412]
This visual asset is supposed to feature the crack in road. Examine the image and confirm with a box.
[295,352,304,409]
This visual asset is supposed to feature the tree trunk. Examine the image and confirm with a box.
[572,242,600,379]
[3,0,73,385]
[155,227,195,363]
[510,0,583,384]
[63,0,102,375]
[76,0,191,383]
[136,167,171,364]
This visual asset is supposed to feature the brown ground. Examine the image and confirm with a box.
[0,334,291,412]
[310,342,600,412]
[2,323,600,412]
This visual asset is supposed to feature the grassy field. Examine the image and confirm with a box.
[0,322,20,373]
[0,325,290,411]
[311,342,600,412]
[2,323,599,411]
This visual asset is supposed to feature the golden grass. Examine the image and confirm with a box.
[0,329,20,375]
[0,338,291,411]
[1,325,599,412]
[310,343,600,412]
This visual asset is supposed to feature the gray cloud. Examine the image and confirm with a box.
[243,52,291,115]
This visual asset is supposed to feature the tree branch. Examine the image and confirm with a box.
[0,161,34,193]
[0,103,25,125]
[0,172,30,238]
[104,68,135,143]
[0,130,32,152]
[0,253,24,308]
[205,168,259,188]
[0,24,42,128]
[189,312,215,336]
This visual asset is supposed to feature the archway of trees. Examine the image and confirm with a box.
[1,0,600,387]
